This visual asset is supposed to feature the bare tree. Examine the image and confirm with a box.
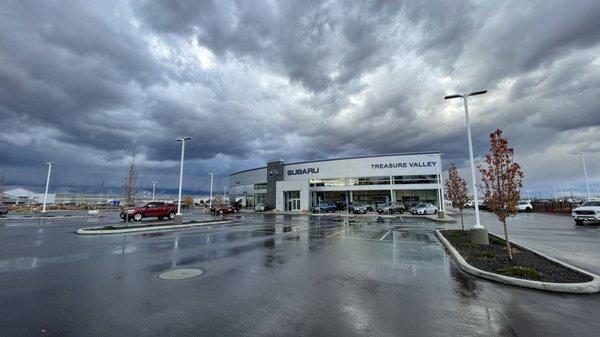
[122,158,137,207]
[478,129,524,259]
[0,173,5,201]
[444,163,469,231]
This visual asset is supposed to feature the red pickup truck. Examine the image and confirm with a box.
[120,202,177,222]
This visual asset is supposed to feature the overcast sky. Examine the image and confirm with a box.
[1,0,599,197]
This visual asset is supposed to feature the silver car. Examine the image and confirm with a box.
[410,203,438,215]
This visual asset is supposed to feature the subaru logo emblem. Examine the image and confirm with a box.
[268,170,279,177]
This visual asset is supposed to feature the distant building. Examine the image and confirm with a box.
[4,188,55,205]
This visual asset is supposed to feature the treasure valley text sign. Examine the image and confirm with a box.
[370,161,437,169]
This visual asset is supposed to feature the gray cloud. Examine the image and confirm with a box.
[0,0,599,197]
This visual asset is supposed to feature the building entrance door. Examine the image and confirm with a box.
[285,191,301,211]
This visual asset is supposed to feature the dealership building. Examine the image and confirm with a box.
[229,152,445,212]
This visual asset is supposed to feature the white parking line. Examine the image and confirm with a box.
[328,227,348,237]
[379,229,391,241]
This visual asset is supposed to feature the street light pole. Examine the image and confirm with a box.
[445,90,487,228]
[208,172,214,210]
[571,152,590,200]
[42,162,53,213]
[152,181,158,201]
[175,137,191,224]
[444,90,489,245]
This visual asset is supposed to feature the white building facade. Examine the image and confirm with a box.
[4,188,55,205]
[229,152,444,212]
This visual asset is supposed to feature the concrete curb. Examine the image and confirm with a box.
[76,220,234,235]
[435,230,600,293]
[2,215,101,221]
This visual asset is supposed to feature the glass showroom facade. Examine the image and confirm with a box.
[229,152,444,212]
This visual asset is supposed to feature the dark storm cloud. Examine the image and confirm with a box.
[1,0,599,194]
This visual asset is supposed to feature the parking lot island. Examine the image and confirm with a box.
[436,229,600,293]
[76,218,236,235]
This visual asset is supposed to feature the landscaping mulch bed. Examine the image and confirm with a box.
[440,230,592,283]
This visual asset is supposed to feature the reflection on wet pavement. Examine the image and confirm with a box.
[0,211,599,337]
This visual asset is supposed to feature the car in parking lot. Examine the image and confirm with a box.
[211,204,237,214]
[254,203,272,212]
[350,202,370,214]
[0,203,8,216]
[377,202,405,214]
[410,203,438,215]
[517,200,533,212]
[311,202,337,213]
[120,202,177,222]
[572,200,600,225]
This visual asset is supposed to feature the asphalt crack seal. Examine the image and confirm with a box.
[158,268,203,280]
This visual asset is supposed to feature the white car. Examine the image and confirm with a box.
[410,203,438,215]
[516,201,533,212]
[572,200,600,225]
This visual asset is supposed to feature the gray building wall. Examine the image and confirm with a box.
[266,160,283,209]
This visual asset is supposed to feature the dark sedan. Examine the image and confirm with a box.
[0,203,8,216]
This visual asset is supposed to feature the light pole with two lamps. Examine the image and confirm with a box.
[444,90,488,244]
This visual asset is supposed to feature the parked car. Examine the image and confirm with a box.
[230,201,242,211]
[254,203,272,212]
[311,202,337,213]
[0,203,8,216]
[377,202,405,214]
[349,202,375,213]
[516,200,533,212]
[351,202,369,214]
[410,203,438,215]
[572,200,600,225]
[120,202,177,222]
[211,204,237,214]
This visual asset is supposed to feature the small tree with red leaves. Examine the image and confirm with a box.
[478,129,524,259]
[445,163,469,231]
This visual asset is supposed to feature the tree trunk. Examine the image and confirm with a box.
[460,209,464,231]
[503,220,513,260]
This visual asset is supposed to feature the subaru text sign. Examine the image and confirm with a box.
[287,167,319,176]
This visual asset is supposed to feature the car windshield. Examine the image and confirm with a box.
[518,201,528,205]
[582,201,600,207]
[416,203,427,207]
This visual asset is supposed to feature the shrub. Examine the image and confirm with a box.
[497,266,541,279]
[461,242,475,248]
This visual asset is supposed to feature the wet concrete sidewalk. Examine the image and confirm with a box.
[0,213,599,336]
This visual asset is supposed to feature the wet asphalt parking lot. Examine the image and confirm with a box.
[1,209,599,337]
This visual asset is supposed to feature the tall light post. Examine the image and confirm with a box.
[571,152,590,200]
[445,90,488,244]
[42,162,54,213]
[152,181,158,201]
[175,137,191,225]
[208,172,214,210]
